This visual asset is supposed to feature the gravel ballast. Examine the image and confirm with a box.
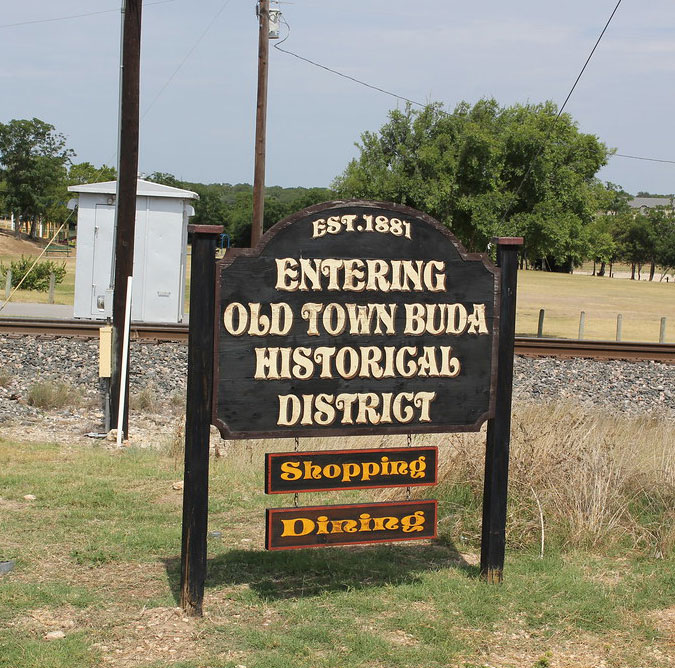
[0,335,672,444]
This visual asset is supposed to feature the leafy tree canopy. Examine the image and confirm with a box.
[333,99,610,270]
[0,118,74,236]
[146,173,334,246]
[68,161,117,186]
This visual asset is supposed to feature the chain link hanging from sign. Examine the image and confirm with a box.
[406,433,412,501]
[293,436,300,508]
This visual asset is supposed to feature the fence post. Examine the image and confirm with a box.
[660,317,667,344]
[616,314,623,342]
[537,309,545,338]
[578,311,585,340]
[48,272,55,304]
[4,269,11,299]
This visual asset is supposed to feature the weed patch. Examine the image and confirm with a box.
[26,381,81,410]
[433,402,675,555]
[129,385,158,413]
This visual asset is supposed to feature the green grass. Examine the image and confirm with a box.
[0,255,76,306]
[0,433,673,668]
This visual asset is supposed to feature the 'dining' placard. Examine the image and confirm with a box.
[266,500,438,550]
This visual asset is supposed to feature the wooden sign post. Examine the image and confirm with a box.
[180,224,222,616]
[480,238,522,584]
[179,202,521,615]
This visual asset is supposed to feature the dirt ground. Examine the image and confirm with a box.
[0,230,51,257]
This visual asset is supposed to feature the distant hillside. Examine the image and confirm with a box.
[147,173,334,246]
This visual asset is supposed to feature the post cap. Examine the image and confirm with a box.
[188,225,224,235]
[492,236,523,247]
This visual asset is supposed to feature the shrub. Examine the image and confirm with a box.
[0,370,13,388]
[130,385,158,413]
[26,381,80,409]
[0,255,66,292]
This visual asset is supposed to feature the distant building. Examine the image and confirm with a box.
[628,196,673,214]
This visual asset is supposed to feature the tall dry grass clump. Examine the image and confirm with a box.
[434,402,674,556]
[26,381,81,409]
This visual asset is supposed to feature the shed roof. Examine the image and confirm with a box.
[68,178,199,200]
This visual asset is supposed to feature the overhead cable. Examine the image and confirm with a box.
[614,153,675,165]
[0,0,174,30]
[273,17,426,109]
[141,0,234,119]
[498,0,623,222]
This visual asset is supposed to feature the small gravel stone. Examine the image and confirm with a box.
[44,631,66,641]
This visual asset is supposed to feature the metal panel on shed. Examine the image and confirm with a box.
[70,179,198,323]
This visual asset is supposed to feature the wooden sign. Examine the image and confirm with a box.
[265,446,438,493]
[265,500,437,550]
[212,201,499,439]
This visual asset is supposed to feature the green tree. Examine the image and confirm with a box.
[585,215,617,276]
[0,118,74,238]
[646,206,675,280]
[44,162,118,228]
[69,161,117,186]
[146,171,182,188]
[614,213,652,279]
[333,100,609,270]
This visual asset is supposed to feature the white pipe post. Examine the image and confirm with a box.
[116,276,133,446]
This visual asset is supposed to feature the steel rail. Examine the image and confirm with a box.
[0,318,673,362]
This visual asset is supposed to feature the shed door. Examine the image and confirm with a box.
[90,204,115,315]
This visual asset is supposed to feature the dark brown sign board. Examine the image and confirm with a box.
[266,500,437,550]
[212,201,499,439]
[265,446,438,494]
[179,214,522,615]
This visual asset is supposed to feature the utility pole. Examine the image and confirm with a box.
[251,0,270,247]
[110,0,142,439]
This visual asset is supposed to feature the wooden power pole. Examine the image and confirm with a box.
[110,0,142,439]
[251,0,270,247]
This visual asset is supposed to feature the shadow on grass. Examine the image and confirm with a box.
[163,539,476,603]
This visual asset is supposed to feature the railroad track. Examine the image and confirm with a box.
[0,317,673,363]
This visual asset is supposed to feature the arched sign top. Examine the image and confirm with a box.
[213,200,500,439]
[223,199,495,271]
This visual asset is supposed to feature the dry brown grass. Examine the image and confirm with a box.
[225,402,674,555]
[434,402,675,555]
[26,381,82,409]
[516,270,675,342]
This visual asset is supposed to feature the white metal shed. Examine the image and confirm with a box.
[68,179,198,323]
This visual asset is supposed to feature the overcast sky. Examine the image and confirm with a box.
[3,0,675,195]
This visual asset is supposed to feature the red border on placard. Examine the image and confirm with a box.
[265,499,438,551]
[265,446,439,494]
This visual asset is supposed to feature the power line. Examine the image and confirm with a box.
[106,0,234,166]
[0,0,174,30]
[273,18,426,109]
[614,153,675,165]
[498,0,623,223]
[276,4,663,210]
[141,0,234,120]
